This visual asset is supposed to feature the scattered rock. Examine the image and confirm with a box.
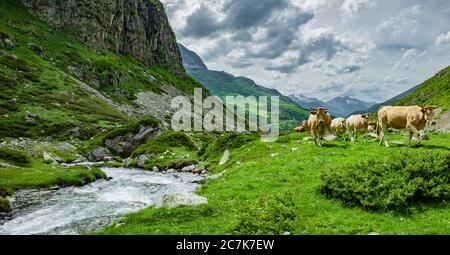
[73,156,87,164]
[290,148,298,152]
[166,169,176,174]
[86,147,112,162]
[152,166,160,172]
[281,144,288,149]
[303,136,312,141]
[136,154,152,168]
[25,116,37,125]
[324,135,337,141]
[201,170,207,175]
[177,154,190,159]
[219,150,231,166]
[181,165,196,172]
[270,153,279,158]
[161,193,208,208]
[206,173,223,180]
[368,232,380,235]
[43,151,57,164]
[56,142,77,153]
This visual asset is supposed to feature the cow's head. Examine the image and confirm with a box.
[421,106,438,121]
[311,107,329,125]
[361,113,371,124]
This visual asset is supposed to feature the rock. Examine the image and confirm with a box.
[303,136,312,141]
[22,0,185,74]
[152,166,160,172]
[281,144,288,149]
[86,147,112,162]
[368,232,380,235]
[270,153,279,158]
[25,116,37,125]
[219,150,231,166]
[324,135,337,141]
[161,193,208,208]
[192,168,203,174]
[136,154,155,169]
[166,169,176,174]
[104,126,162,157]
[181,165,196,172]
[290,148,298,152]
[201,170,207,175]
[73,156,87,164]
[56,142,77,153]
[206,173,223,180]
[43,151,56,163]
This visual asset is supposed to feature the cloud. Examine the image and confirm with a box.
[394,48,427,70]
[179,5,222,38]
[436,31,450,44]
[341,0,378,16]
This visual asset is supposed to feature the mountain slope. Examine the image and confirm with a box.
[355,65,450,116]
[0,0,204,139]
[179,44,309,130]
[395,66,450,111]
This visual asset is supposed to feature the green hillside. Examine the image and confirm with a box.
[396,66,450,111]
[0,0,202,139]
[178,43,310,131]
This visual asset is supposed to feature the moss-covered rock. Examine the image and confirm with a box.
[0,197,11,213]
[0,148,31,167]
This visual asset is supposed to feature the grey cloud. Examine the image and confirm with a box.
[180,5,222,38]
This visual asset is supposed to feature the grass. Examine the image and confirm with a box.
[98,132,450,235]
[0,162,106,197]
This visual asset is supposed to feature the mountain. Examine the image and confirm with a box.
[354,65,450,115]
[179,44,309,130]
[0,0,204,138]
[289,94,375,117]
[395,66,450,109]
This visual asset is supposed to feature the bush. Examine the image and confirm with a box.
[0,148,31,166]
[320,151,450,211]
[233,191,298,234]
[0,197,11,213]
[132,132,197,156]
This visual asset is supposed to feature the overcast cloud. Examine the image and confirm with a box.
[162,0,450,102]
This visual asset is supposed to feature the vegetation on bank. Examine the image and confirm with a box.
[98,132,450,235]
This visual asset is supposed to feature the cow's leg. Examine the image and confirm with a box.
[407,130,414,147]
[406,124,421,147]
[380,124,389,147]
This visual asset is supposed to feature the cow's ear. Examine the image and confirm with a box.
[421,108,426,113]
[361,114,367,118]
[310,111,317,115]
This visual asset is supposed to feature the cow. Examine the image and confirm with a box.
[376,106,437,147]
[330,118,346,136]
[308,107,332,146]
[294,120,309,133]
[346,113,372,143]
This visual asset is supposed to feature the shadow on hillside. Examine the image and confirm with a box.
[421,144,450,150]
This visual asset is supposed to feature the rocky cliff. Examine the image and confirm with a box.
[22,0,184,74]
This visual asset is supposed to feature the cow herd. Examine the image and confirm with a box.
[295,105,438,147]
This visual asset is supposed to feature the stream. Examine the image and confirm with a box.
[0,167,203,235]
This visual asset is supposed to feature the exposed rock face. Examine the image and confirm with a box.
[87,147,112,162]
[104,126,162,157]
[161,193,208,208]
[22,0,184,74]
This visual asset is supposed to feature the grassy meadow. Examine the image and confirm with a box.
[98,131,450,235]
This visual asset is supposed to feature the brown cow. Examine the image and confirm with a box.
[294,120,310,133]
[308,107,332,146]
[330,118,346,136]
[377,106,437,147]
[346,113,371,143]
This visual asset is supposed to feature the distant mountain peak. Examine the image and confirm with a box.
[178,43,208,70]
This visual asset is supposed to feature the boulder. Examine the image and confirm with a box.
[152,166,160,172]
[86,147,112,162]
[181,165,196,172]
[136,154,153,169]
[303,136,313,141]
[43,151,57,163]
[161,193,208,208]
[324,135,337,141]
[218,150,230,166]
[206,173,223,181]
[56,142,77,153]
[104,126,162,157]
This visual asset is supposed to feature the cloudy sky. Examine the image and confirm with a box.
[161,0,450,102]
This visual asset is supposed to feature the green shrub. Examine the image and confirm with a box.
[320,151,450,211]
[233,191,297,234]
[132,132,197,156]
[0,148,31,166]
[0,197,11,213]
[102,116,160,142]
